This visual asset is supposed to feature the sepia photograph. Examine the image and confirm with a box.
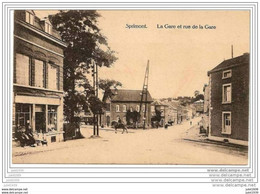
[12,9,249,165]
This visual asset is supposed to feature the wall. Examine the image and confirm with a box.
[210,63,249,141]
[109,102,152,126]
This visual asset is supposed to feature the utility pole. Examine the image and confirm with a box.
[231,45,234,58]
[139,60,150,129]
[92,60,96,136]
[96,62,99,136]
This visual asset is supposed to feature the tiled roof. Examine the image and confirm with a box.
[208,53,249,74]
[110,89,153,102]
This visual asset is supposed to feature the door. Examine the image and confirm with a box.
[106,116,110,127]
[35,105,46,133]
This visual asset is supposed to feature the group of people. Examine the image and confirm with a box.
[15,121,36,147]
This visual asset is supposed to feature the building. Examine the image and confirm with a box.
[202,84,210,134]
[203,84,210,114]
[13,10,67,144]
[207,53,249,146]
[151,100,169,126]
[102,89,153,127]
[193,99,204,115]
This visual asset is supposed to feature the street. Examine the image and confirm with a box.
[12,117,248,165]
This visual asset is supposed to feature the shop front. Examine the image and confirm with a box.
[13,91,64,146]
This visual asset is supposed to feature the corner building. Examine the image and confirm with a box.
[13,10,67,144]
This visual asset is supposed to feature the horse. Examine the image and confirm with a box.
[111,121,128,134]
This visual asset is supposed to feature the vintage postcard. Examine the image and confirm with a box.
[1,2,259,194]
[11,9,249,165]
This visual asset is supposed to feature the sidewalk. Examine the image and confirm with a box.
[183,125,248,150]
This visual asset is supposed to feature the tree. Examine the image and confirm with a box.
[151,109,162,123]
[126,110,140,127]
[50,10,117,123]
[99,79,122,99]
[194,90,200,97]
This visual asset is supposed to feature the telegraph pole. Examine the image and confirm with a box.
[139,60,150,129]
[91,60,100,137]
[92,61,96,136]
[96,62,99,136]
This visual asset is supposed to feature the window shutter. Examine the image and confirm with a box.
[31,59,35,86]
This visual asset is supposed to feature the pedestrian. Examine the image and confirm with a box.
[190,121,192,125]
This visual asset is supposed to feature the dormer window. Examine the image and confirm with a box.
[25,11,34,25]
[41,17,52,34]
[45,22,52,34]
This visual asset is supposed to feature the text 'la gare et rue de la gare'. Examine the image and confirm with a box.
[125,23,216,29]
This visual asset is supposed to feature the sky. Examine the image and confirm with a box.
[35,10,250,99]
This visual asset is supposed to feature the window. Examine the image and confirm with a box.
[222,112,231,134]
[48,106,57,131]
[45,22,52,34]
[222,70,232,79]
[123,105,127,112]
[223,84,232,103]
[106,103,111,111]
[34,59,44,88]
[136,105,140,112]
[25,11,34,25]
[116,105,120,112]
[48,63,59,90]
[151,105,155,112]
[130,107,133,112]
[15,53,30,86]
[142,105,146,112]
[15,104,32,131]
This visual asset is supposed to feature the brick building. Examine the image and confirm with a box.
[207,53,249,145]
[102,89,153,127]
[13,10,67,144]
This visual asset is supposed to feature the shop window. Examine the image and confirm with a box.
[15,53,30,86]
[48,105,57,131]
[34,59,44,88]
[15,104,32,131]
[48,63,59,90]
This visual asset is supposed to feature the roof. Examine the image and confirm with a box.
[208,53,249,75]
[110,89,153,102]
[194,99,204,104]
[151,100,168,106]
[14,10,64,42]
